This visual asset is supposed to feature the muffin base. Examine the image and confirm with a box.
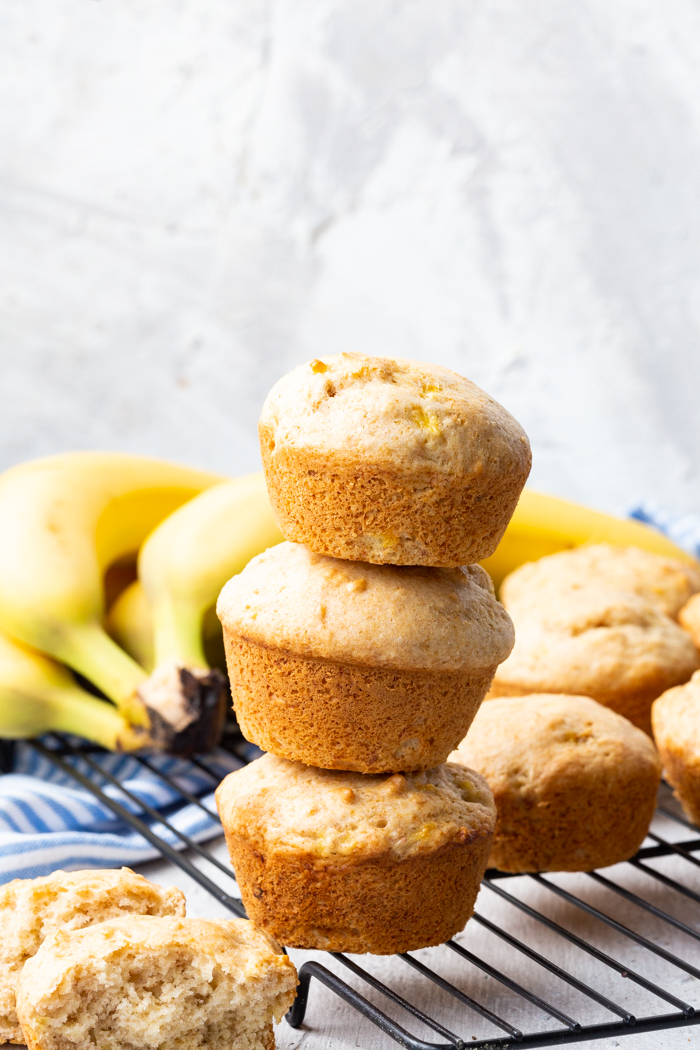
[259,442,527,566]
[488,766,659,873]
[225,636,496,773]
[224,835,492,954]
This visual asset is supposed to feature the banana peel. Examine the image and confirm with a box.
[138,475,283,668]
[0,453,223,756]
[0,632,146,751]
[122,475,283,756]
[481,489,697,591]
[106,583,225,675]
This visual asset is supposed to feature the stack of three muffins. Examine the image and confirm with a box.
[215,354,531,954]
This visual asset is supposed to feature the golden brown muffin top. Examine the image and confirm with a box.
[494,545,700,702]
[451,694,661,794]
[217,541,514,672]
[259,353,531,476]
[17,916,296,1025]
[652,670,700,753]
[493,585,699,701]
[216,753,496,864]
[502,544,700,620]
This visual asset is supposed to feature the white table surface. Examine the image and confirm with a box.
[4,2,700,1047]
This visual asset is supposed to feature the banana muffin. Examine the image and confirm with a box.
[216,754,496,954]
[501,544,700,620]
[451,694,661,872]
[679,592,700,646]
[16,916,297,1050]
[217,542,514,773]
[0,867,185,1044]
[259,353,531,566]
[490,546,700,735]
[652,671,700,825]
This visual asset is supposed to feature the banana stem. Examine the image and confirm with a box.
[54,622,150,726]
[0,683,146,751]
[152,601,208,671]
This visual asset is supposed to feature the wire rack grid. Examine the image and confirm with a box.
[7,731,700,1050]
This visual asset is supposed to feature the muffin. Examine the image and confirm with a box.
[501,544,700,620]
[217,542,514,773]
[16,916,297,1050]
[259,353,531,566]
[0,867,185,1044]
[652,671,700,825]
[490,546,700,735]
[451,694,662,872]
[679,592,700,645]
[216,754,496,954]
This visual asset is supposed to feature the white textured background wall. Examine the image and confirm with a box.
[3,8,700,1048]
[2,0,700,515]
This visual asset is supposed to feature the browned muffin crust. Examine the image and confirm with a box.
[452,694,662,873]
[225,638,496,773]
[229,837,488,955]
[259,354,531,566]
[652,671,700,825]
[218,544,513,772]
[216,755,496,954]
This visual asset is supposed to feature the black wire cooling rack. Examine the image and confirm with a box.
[6,731,700,1049]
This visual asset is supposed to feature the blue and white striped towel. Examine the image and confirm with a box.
[629,503,700,560]
[0,504,697,887]
[0,743,242,884]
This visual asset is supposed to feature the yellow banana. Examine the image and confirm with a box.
[115,476,281,750]
[106,580,156,673]
[106,584,225,675]
[138,474,283,669]
[0,453,222,750]
[0,632,145,751]
[481,489,696,590]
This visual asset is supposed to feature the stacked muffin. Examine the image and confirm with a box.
[216,353,531,954]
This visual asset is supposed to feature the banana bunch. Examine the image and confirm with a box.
[138,474,282,671]
[0,453,221,753]
[108,476,282,677]
[110,475,283,754]
[481,489,694,589]
[0,633,146,751]
[106,584,224,674]
[0,453,282,756]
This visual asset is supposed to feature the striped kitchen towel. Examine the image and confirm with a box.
[629,503,700,559]
[0,742,242,884]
